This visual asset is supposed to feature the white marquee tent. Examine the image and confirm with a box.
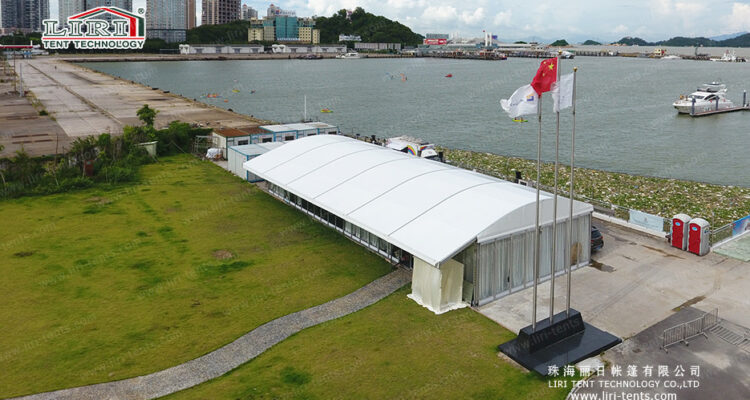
[244,135,593,314]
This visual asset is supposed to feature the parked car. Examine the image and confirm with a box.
[591,225,604,251]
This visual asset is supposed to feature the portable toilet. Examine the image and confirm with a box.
[671,214,691,250]
[687,218,710,256]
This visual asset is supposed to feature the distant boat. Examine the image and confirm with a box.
[662,55,681,60]
[337,52,361,59]
[445,73,453,78]
[321,108,333,113]
[232,89,240,93]
[512,118,528,123]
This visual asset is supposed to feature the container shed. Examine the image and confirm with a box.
[244,135,593,314]
[228,142,285,181]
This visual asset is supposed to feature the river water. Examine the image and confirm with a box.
[81,57,750,186]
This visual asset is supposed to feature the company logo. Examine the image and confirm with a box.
[525,94,535,102]
[42,7,146,50]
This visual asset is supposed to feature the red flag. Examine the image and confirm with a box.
[531,57,558,95]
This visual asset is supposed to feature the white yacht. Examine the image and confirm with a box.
[673,83,734,114]
[662,55,681,60]
[337,52,361,59]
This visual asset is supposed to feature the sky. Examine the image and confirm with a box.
[51,0,750,42]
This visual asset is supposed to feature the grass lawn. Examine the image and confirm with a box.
[0,155,391,398]
[163,287,568,400]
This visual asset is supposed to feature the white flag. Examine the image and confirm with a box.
[500,84,539,118]
[552,72,574,112]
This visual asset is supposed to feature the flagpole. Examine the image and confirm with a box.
[566,67,578,317]
[549,52,561,323]
[532,89,542,332]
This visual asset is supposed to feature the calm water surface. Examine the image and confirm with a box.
[82,57,750,186]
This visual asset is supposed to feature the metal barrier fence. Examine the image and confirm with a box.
[661,308,719,352]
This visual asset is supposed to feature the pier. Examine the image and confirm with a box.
[690,105,750,117]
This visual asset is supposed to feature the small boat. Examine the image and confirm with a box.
[336,52,361,59]
[672,82,734,114]
[662,55,681,60]
[445,74,453,78]
[250,90,256,94]
[232,89,240,93]
[512,118,528,123]
[321,108,333,113]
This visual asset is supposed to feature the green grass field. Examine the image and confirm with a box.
[0,155,392,397]
[163,287,567,400]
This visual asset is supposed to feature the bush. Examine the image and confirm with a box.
[39,110,48,116]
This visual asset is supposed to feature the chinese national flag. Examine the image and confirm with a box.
[531,57,558,95]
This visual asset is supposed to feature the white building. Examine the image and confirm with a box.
[270,44,345,53]
[179,44,264,54]
[244,135,593,314]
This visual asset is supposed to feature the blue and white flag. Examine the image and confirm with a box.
[500,84,539,118]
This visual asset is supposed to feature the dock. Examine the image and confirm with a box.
[691,105,750,117]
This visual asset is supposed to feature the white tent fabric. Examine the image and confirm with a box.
[244,135,592,267]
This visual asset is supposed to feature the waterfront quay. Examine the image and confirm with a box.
[0,57,264,157]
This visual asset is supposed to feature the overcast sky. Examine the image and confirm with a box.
[52,0,750,42]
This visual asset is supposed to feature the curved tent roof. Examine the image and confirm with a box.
[244,135,592,266]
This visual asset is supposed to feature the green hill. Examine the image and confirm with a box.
[615,36,651,46]
[582,40,601,45]
[186,20,251,44]
[550,39,569,46]
[613,33,750,47]
[315,7,423,46]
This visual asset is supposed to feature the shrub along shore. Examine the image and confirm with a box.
[442,148,750,229]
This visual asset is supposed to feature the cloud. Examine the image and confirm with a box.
[727,2,750,32]
[613,24,628,34]
[421,5,458,23]
[460,7,485,25]
[493,10,512,26]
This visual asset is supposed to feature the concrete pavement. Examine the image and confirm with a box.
[1,57,266,157]
[480,218,749,339]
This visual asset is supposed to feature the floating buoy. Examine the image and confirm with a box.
[223,99,229,102]
[232,89,240,93]
[321,108,333,113]
[445,73,453,78]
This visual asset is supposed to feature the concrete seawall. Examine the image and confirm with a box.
[0,57,270,157]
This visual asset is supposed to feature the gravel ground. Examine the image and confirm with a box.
[10,268,412,400]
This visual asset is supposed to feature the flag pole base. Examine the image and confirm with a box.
[498,309,621,375]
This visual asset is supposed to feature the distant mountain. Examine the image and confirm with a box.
[709,32,749,41]
[659,36,714,47]
[582,40,601,45]
[720,33,750,47]
[613,34,750,47]
[550,39,569,46]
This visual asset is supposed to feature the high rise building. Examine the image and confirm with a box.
[185,0,194,29]
[241,4,256,20]
[57,1,130,28]
[1,0,49,32]
[58,0,86,27]
[0,0,20,31]
[202,0,240,25]
[147,0,186,42]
